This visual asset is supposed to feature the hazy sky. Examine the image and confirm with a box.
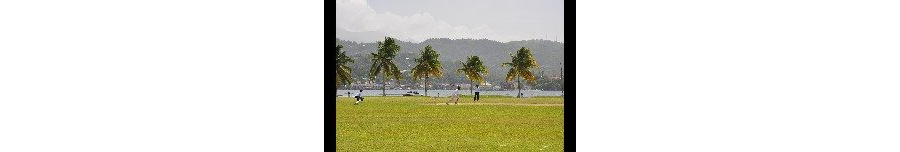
[336,0,564,42]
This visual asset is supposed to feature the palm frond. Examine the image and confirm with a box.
[505,68,517,82]
[386,61,402,80]
[337,65,353,85]
[519,69,537,83]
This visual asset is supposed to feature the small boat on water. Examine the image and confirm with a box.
[403,91,421,96]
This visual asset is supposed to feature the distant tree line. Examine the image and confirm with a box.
[335,37,564,96]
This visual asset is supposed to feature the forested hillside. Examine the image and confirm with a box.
[336,38,564,90]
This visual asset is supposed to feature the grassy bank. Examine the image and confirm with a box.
[336,96,564,151]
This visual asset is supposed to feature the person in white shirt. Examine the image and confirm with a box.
[447,86,460,105]
[473,85,481,102]
[354,90,364,105]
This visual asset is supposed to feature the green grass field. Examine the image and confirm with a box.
[336,96,564,151]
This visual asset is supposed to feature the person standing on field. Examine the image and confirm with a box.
[474,85,481,102]
[447,86,460,105]
[354,90,364,105]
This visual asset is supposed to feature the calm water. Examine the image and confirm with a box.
[337,89,563,97]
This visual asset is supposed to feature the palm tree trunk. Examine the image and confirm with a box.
[335,63,338,97]
[517,76,521,98]
[382,74,386,97]
[335,73,338,97]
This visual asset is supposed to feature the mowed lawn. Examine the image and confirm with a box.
[336,96,564,151]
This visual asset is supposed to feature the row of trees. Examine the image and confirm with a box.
[336,38,564,86]
[335,37,540,98]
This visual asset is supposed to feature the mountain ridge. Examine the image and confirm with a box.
[336,37,564,89]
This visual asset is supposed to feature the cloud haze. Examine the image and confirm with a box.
[336,0,563,43]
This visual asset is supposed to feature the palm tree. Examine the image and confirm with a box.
[369,37,402,96]
[335,40,354,91]
[411,45,443,96]
[457,56,488,95]
[502,47,539,98]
